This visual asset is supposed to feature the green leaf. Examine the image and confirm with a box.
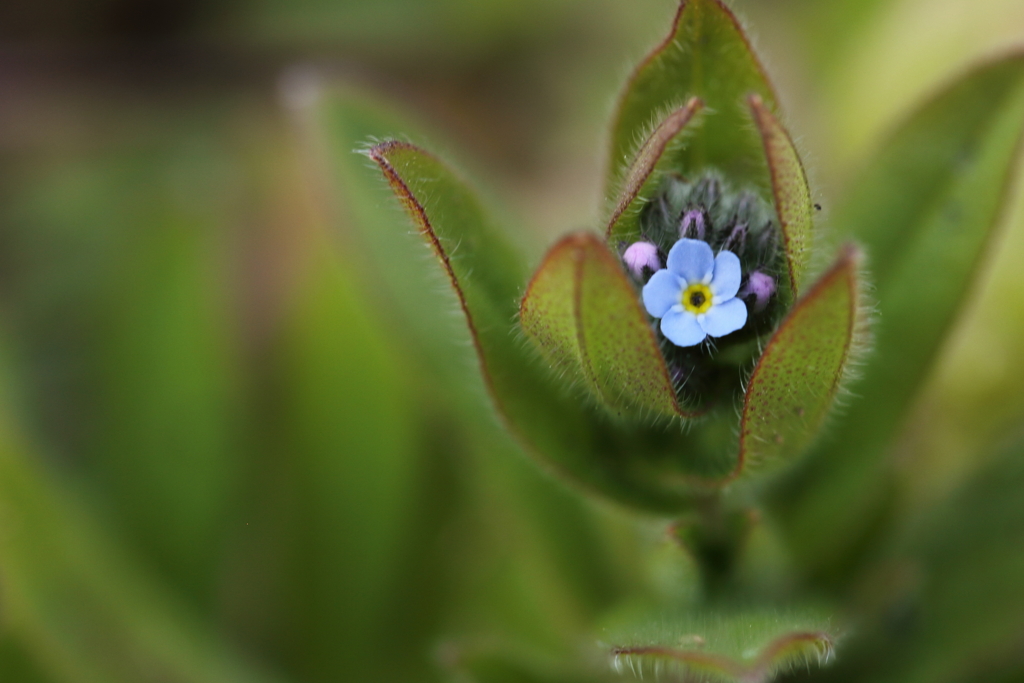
[247,245,428,681]
[0,635,55,683]
[773,55,1024,580]
[364,139,530,357]
[366,140,741,512]
[791,438,1024,683]
[749,94,816,300]
[0,421,278,683]
[312,87,505,429]
[606,98,704,243]
[447,647,614,683]
[2,124,247,609]
[607,0,777,201]
[740,246,862,476]
[605,605,835,683]
[871,443,1024,683]
[315,89,641,638]
[520,232,683,418]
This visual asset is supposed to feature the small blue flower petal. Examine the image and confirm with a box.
[642,269,682,318]
[710,250,742,300]
[666,238,714,284]
[698,298,748,338]
[643,238,750,348]
[661,307,706,347]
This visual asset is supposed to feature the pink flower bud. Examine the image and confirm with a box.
[744,271,776,312]
[623,241,661,277]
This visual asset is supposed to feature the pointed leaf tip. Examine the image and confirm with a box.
[607,0,777,198]
[749,94,816,300]
[366,139,529,324]
[607,98,704,243]
[366,137,541,424]
[520,232,684,418]
[740,245,862,476]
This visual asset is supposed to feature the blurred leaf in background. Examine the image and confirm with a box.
[1,0,1024,682]
[0,2,661,680]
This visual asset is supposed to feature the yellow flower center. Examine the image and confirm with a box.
[681,283,713,314]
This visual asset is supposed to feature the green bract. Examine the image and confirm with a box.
[360,0,861,513]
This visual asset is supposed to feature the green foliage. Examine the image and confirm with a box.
[4,139,243,607]
[607,0,777,200]
[251,247,423,682]
[740,247,861,476]
[364,140,731,512]
[355,5,1024,682]
[358,2,861,515]
[0,634,57,683]
[520,232,681,418]
[0,417,277,683]
[604,605,835,683]
[318,87,648,660]
[606,99,704,244]
[4,2,1024,683]
[748,95,816,301]
[785,437,1024,683]
[445,647,614,683]
[774,55,1024,582]
[314,90,492,410]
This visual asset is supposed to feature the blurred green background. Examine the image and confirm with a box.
[0,1,1023,681]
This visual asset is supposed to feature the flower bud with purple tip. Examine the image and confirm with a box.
[680,209,706,240]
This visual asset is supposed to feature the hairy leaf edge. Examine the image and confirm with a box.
[737,245,863,474]
[606,0,780,189]
[366,141,669,505]
[612,631,833,681]
[366,140,515,421]
[520,232,697,418]
[606,98,704,239]
[749,93,814,299]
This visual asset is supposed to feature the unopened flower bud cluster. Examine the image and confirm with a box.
[618,172,786,405]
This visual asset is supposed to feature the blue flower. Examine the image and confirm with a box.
[641,238,748,347]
